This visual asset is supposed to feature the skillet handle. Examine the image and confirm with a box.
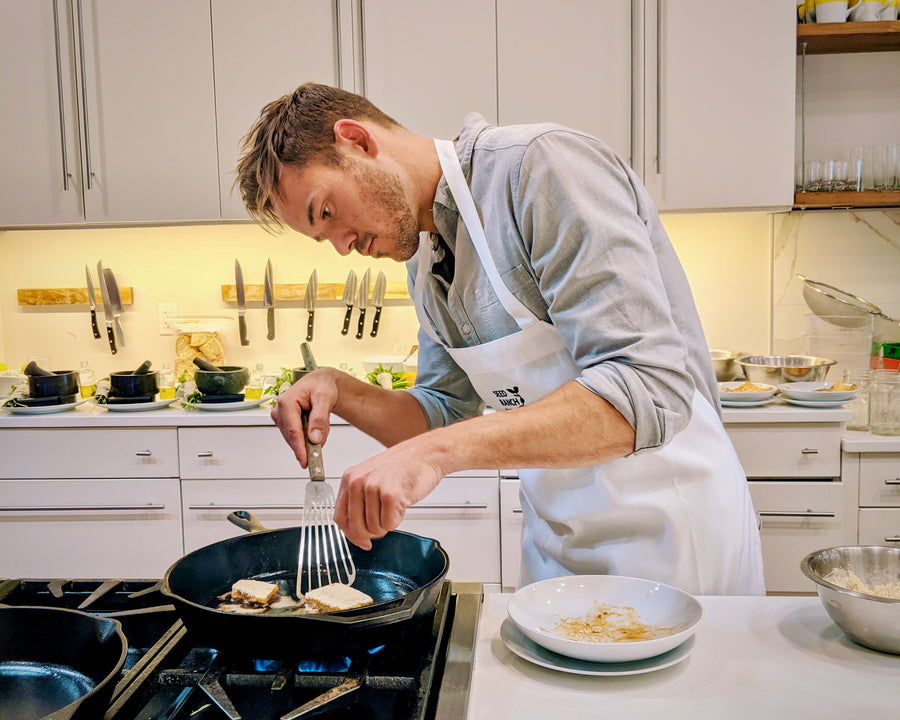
[329,585,429,628]
[228,510,270,534]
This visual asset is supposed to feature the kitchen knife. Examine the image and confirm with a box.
[85,264,101,339]
[235,258,249,346]
[305,269,318,342]
[340,270,357,335]
[356,268,371,340]
[264,258,275,341]
[103,267,126,348]
[96,261,117,355]
[370,271,387,338]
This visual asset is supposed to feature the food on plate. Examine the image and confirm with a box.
[216,579,373,615]
[305,583,374,612]
[545,602,679,643]
[720,381,771,393]
[824,567,900,600]
[819,381,858,392]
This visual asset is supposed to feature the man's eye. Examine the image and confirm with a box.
[322,206,331,219]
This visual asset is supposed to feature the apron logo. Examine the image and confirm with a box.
[492,386,525,408]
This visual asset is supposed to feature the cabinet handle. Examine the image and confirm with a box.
[884,478,900,485]
[196,451,214,458]
[410,503,489,511]
[884,537,900,543]
[758,510,835,518]
[74,0,94,190]
[135,450,152,457]
[512,508,523,514]
[188,503,303,511]
[0,504,165,512]
[51,0,70,191]
[800,448,819,455]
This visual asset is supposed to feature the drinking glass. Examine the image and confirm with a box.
[844,369,873,432]
[872,144,891,191]
[869,370,900,436]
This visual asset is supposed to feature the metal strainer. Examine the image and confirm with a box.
[798,274,899,328]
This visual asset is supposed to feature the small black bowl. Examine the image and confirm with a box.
[28,371,78,399]
[110,371,159,398]
[194,366,249,396]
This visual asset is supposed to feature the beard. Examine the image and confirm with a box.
[348,159,420,261]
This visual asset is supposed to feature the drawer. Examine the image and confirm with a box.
[858,508,900,546]
[0,428,178,478]
[748,480,847,593]
[858,453,900,507]
[178,426,386,479]
[726,423,842,478]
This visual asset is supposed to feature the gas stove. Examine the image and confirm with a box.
[0,578,481,720]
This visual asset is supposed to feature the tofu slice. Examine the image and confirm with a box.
[231,578,279,605]
[305,583,374,612]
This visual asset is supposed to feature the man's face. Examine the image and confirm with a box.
[274,154,420,262]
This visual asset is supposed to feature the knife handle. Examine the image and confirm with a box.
[306,311,315,342]
[267,307,275,341]
[356,308,367,339]
[106,325,117,355]
[341,306,352,335]
[370,307,383,337]
[239,315,249,346]
[90,309,101,339]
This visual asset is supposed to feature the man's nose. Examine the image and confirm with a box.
[329,229,356,256]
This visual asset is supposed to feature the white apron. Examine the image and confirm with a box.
[413,139,765,595]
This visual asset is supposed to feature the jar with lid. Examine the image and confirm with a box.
[78,361,96,398]
[245,363,265,400]
[158,362,176,400]
[869,370,900,436]
[843,369,873,432]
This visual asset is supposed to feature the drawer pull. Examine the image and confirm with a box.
[135,450,152,457]
[884,479,900,486]
[800,448,819,455]
[758,510,835,518]
[884,537,900,543]
[0,504,166,512]
[196,451,214,458]
[410,503,489,510]
[188,503,303,511]
[512,508,523,514]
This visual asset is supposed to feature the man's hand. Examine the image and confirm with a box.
[270,369,339,467]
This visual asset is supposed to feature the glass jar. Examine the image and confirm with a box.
[245,363,265,400]
[78,361,96,398]
[869,370,900,436]
[158,362,176,400]
[843,369,873,432]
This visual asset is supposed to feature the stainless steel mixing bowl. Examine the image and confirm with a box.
[736,355,836,384]
[801,546,900,655]
[710,349,743,382]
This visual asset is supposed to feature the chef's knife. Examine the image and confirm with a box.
[96,261,116,354]
[103,267,126,348]
[370,271,386,338]
[85,264,101,339]
[305,269,318,342]
[356,268,371,340]
[235,258,249,346]
[264,258,275,341]
[340,270,357,335]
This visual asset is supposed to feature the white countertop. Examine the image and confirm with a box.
[721,400,851,424]
[470,593,900,720]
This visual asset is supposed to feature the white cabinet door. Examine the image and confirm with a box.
[642,0,795,211]
[212,0,342,220]
[360,0,497,139]
[497,0,633,164]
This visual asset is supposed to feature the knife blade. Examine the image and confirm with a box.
[264,258,275,341]
[235,258,249,346]
[96,261,116,355]
[85,265,101,339]
[340,270,357,336]
[370,271,387,338]
[356,268,371,340]
[103,267,126,348]
[305,269,318,342]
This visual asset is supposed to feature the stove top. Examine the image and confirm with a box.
[0,578,481,720]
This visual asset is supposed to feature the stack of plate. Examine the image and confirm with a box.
[777,381,858,408]
[717,381,778,408]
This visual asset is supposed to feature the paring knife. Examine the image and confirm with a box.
[96,261,117,355]
[370,271,387,337]
[305,269,318,342]
[356,268,371,340]
[264,258,275,341]
[103,267,126,348]
[85,264,101,339]
[340,270,357,335]
[235,258,249,346]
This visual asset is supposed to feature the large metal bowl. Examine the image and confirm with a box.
[736,355,836,384]
[801,546,900,655]
[710,349,744,382]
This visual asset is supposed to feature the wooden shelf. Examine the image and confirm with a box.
[17,287,134,306]
[797,20,900,54]
[793,190,900,209]
[221,281,410,303]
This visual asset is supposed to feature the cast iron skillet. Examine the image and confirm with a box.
[161,511,450,658]
[0,606,127,720]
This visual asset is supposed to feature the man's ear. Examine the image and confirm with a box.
[333,119,378,157]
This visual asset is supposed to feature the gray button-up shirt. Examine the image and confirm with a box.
[406,114,719,454]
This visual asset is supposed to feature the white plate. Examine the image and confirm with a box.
[6,399,88,415]
[181,396,274,412]
[102,398,177,412]
[717,381,777,402]
[782,397,850,409]
[777,381,858,402]
[507,575,702,663]
[500,618,694,676]
[720,398,777,408]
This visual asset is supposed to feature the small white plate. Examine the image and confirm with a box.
[720,398,777,408]
[717,381,777,402]
[181,396,274,412]
[103,398,177,412]
[781,397,850,409]
[6,399,88,415]
[777,382,858,402]
[500,618,694,676]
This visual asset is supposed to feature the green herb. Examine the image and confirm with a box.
[2,397,25,408]
[365,364,409,390]
[264,367,293,397]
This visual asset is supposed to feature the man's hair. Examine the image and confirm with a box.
[236,82,401,229]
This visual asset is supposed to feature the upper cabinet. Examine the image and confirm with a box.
[0,0,220,227]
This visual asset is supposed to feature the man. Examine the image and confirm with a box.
[237,82,764,595]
